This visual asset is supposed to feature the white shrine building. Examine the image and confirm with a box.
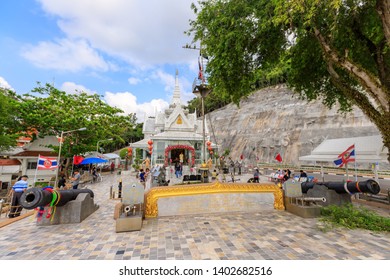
[131,71,216,167]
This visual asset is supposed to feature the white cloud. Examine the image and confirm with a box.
[152,70,176,92]
[37,0,196,67]
[21,38,111,72]
[0,77,14,90]
[61,82,96,95]
[104,91,169,122]
[128,77,141,85]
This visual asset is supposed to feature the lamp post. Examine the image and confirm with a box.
[55,127,87,187]
[185,43,212,182]
[193,84,212,164]
[96,138,113,152]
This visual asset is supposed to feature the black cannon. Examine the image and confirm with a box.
[301,180,380,194]
[20,188,95,210]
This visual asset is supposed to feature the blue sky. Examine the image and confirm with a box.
[0,0,200,122]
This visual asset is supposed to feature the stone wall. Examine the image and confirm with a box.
[206,85,382,167]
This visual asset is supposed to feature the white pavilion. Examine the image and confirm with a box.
[131,71,215,168]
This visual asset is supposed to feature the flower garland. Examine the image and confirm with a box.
[164,145,195,166]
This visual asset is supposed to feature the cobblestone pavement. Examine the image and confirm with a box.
[0,172,389,260]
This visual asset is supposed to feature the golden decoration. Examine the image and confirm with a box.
[144,181,285,218]
[176,115,182,124]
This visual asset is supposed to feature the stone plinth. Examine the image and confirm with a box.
[37,193,99,225]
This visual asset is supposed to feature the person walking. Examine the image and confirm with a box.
[110,162,115,174]
[70,170,81,189]
[8,175,28,218]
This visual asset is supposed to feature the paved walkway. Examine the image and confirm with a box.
[0,172,389,260]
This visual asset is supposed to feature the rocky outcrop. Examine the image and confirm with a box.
[206,85,380,166]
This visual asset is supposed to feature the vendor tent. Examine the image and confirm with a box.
[299,135,388,163]
[80,157,108,165]
[299,135,388,181]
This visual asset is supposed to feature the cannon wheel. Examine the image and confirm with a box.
[247,178,255,183]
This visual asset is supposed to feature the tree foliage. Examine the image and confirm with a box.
[188,0,390,160]
[15,83,138,160]
[186,90,230,116]
[0,88,22,152]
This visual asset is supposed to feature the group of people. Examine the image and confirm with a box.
[58,170,81,189]
[139,168,152,191]
[222,157,243,176]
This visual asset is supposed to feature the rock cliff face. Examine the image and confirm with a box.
[206,85,380,166]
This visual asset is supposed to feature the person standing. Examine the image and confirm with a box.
[58,174,66,189]
[299,170,308,182]
[139,169,145,183]
[110,162,115,174]
[228,157,235,175]
[70,170,81,189]
[144,168,151,191]
[253,168,260,183]
[237,159,242,175]
[174,162,180,178]
[9,175,28,218]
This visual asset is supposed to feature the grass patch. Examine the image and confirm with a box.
[320,203,390,232]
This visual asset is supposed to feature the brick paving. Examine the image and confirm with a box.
[0,172,389,260]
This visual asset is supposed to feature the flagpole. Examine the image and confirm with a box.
[71,155,75,178]
[354,143,357,181]
[33,154,40,187]
[55,131,64,189]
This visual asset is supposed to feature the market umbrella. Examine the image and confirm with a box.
[80,157,108,165]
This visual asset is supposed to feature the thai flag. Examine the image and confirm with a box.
[198,57,204,81]
[333,144,355,168]
[37,155,58,170]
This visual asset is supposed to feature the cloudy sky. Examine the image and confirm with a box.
[0,0,200,122]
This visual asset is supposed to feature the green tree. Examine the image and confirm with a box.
[188,0,390,160]
[0,88,21,152]
[186,90,230,116]
[16,83,137,170]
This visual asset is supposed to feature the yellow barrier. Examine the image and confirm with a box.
[145,181,284,218]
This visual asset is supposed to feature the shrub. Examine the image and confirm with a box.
[320,203,390,232]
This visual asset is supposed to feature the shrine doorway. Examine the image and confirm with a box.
[171,149,185,164]
[164,145,196,166]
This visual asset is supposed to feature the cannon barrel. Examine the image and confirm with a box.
[301,180,380,194]
[20,188,95,210]
[299,197,327,202]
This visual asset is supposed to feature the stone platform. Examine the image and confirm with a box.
[0,173,389,260]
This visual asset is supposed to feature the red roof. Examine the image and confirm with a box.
[0,159,21,166]
[12,151,58,157]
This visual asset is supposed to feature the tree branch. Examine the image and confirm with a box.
[327,63,383,127]
[313,27,389,112]
[376,0,390,47]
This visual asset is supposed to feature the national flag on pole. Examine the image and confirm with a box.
[275,153,282,162]
[73,155,84,165]
[37,155,58,170]
[198,57,204,81]
[333,144,355,168]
